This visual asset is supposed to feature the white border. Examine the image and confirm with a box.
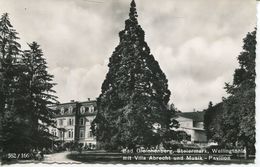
[3,1,259,167]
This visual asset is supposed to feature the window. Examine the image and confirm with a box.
[51,129,57,136]
[80,118,84,126]
[59,131,63,138]
[80,106,85,114]
[68,118,73,126]
[59,119,63,126]
[89,105,94,113]
[68,106,73,114]
[89,131,93,138]
[68,130,73,138]
[80,129,84,138]
[60,107,64,115]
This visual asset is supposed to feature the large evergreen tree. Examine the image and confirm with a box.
[0,13,58,153]
[93,0,177,150]
[17,42,58,151]
[0,13,21,152]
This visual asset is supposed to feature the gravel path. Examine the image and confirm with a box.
[43,151,80,163]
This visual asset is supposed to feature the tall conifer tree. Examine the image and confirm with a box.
[0,13,58,152]
[93,0,177,150]
[0,13,21,152]
[18,42,58,150]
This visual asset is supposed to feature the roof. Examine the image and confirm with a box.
[178,111,205,122]
[48,100,97,108]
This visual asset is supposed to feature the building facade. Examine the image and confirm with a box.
[175,111,207,143]
[49,100,207,148]
[49,99,97,148]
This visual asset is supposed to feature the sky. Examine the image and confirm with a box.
[0,0,256,112]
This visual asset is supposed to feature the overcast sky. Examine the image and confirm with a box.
[0,0,256,112]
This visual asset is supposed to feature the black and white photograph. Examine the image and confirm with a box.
[0,0,257,165]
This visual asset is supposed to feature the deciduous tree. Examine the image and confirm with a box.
[223,30,256,154]
[205,30,256,155]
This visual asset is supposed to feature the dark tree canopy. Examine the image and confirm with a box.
[204,30,256,155]
[93,0,176,150]
[18,42,58,150]
[0,13,21,152]
[204,102,224,143]
[0,13,58,152]
[222,30,256,153]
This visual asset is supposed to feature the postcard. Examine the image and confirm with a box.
[0,0,257,165]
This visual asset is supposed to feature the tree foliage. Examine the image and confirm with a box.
[204,102,224,143]
[0,13,58,152]
[17,42,58,150]
[0,13,21,152]
[222,30,256,153]
[92,0,178,150]
[204,30,256,154]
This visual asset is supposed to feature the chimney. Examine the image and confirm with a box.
[88,98,90,101]
[70,100,75,103]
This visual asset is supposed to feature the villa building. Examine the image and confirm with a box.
[49,99,207,148]
[48,99,97,148]
[175,111,207,143]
